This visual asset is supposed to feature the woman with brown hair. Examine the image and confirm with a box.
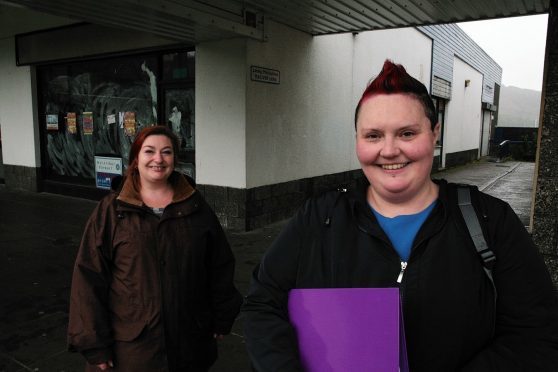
[68,125,242,371]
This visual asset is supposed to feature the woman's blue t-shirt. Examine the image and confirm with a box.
[371,201,437,262]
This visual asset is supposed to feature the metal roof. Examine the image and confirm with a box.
[3,0,551,42]
[245,0,550,34]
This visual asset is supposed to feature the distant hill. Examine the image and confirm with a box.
[497,85,541,128]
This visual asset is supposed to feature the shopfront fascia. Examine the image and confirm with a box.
[22,26,197,198]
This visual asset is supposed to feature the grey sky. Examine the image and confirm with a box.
[457,14,548,91]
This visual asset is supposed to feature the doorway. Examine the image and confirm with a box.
[480,109,491,157]
[435,98,447,170]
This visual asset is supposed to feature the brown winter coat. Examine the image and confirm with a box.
[68,172,242,371]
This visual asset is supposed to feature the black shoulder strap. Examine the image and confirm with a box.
[457,186,497,301]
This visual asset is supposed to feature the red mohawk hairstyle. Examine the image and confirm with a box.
[354,60,437,130]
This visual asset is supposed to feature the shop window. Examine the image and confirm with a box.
[161,51,195,178]
[162,51,195,81]
[164,87,195,178]
[38,49,195,188]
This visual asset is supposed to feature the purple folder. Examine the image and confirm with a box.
[288,288,408,372]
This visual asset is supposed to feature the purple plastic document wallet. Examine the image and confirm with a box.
[288,287,408,372]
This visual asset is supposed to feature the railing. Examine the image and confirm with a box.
[491,139,536,162]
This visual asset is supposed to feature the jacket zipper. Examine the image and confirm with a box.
[356,223,409,285]
[396,261,407,283]
[397,261,408,309]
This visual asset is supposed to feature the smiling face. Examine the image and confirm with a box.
[137,134,175,186]
[356,93,440,205]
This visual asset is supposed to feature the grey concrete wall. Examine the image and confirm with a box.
[198,169,364,231]
[3,164,40,192]
[532,0,558,285]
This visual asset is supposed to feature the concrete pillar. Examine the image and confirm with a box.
[196,38,247,189]
[532,0,558,284]
[0,37,41,192]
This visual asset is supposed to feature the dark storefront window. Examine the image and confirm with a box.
[161,51,196,178]
[38,50,195,192]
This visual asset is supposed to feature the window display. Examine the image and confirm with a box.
[38,50,195,187]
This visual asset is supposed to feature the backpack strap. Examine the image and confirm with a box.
[457,186,497,303]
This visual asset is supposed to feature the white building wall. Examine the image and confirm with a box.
[245,22,353,188]
[352,28,432,100]
[195,38,248,188]
[245,21,433,188]
[0,37,39,168]
[444,57,483,159]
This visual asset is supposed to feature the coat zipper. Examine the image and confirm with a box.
[396,261,408,283]
[356,223,409,285]
[397,261,408,309]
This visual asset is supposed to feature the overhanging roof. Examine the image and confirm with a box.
[247,0,549,34]
[2,0,551,43]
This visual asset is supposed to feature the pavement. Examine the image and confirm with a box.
[0,159,536,371]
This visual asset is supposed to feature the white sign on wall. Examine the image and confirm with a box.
[250,66,280,84]
[94,156,122,190]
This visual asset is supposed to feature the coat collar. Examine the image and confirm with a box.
[347,177,451,212]
[116,171,195,208]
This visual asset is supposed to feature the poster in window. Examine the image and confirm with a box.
[46,114,58,131]
[83,112,94,135]
[95,156,123,190]
[66,112,77,134]
[124,111,136,137]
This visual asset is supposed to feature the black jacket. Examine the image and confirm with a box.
[243,179,558,371]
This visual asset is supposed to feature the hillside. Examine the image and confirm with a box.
[497,85,541,128]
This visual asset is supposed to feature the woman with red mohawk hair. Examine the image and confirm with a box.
[243,60,558,371]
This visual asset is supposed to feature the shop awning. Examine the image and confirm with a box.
[3,0,550,43]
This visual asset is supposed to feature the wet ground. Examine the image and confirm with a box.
[431,160,534,226]
[0,160,535,371]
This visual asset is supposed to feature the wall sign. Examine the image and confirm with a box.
[94,156,122,190]
[250,66,280,84]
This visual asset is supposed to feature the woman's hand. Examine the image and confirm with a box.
[96,360,114,370]
[214,333,224,341]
